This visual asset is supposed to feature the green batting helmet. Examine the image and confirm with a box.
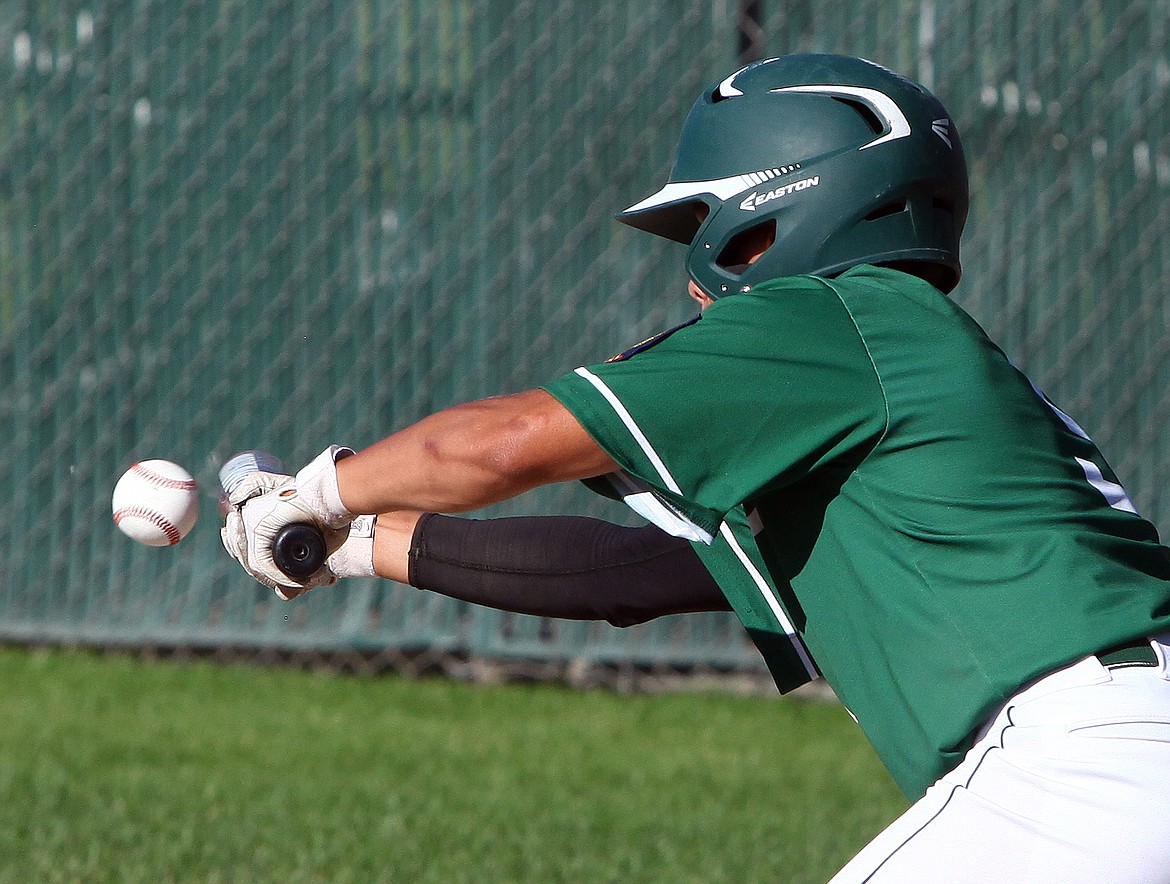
[618,54,968,297]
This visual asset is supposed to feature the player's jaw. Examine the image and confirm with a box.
[688,279,715,311]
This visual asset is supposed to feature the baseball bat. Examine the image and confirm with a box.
[218,451,327,581]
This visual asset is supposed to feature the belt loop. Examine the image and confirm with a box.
[1152,634,1170,678]
[1098,637,1158,670]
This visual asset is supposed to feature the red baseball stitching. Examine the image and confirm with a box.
[131,462,197,492]
[113,506,182,545]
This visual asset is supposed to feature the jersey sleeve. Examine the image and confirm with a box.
[543,276,887,532]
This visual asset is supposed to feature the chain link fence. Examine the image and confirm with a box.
[1,1,1167,680]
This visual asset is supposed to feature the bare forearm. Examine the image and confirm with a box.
[335,390,616,516]
[371,510,420,583]
[338,403,531,514]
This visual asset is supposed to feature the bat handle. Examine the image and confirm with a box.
[272,522,327,580]
[219,451,328,581]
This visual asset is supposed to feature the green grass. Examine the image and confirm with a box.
[0,648,907,883]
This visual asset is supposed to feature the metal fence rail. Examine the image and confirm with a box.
[1,1,1167,674]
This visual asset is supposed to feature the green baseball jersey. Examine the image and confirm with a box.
[543,264,1170,798]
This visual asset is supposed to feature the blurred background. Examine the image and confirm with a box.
[1,0,1167,681]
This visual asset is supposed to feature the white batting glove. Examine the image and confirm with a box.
[327,514,377,579]
[257,514,376,600]
[220,446,357,598]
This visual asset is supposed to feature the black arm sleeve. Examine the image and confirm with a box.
[407,513,730,628]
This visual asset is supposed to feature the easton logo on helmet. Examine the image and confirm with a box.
[740,176,820,211]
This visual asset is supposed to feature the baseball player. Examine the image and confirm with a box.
[223,55,1170,881]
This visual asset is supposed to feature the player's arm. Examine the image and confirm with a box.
[366,510,730,627]
[223,389,620,594]
[336,389,617,515]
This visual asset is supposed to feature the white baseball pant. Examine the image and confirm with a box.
[832,635,1170,883]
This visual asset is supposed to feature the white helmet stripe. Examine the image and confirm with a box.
[715,68,746,98]
[715,57,778,99]
[622,169,783,214]
[769,84,912,149]
[623,84,911,216]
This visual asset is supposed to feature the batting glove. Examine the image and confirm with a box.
[221,445,357,599]
[327,514,377,580]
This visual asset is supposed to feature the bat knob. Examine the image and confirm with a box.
[272,523,327,580]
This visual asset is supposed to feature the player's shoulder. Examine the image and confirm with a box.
[825,263,964,313]
[731,271,836,302]
[702,269,860,329]
[826,264,990,342]
[711,265,923,313]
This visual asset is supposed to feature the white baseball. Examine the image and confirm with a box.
[112,459,200,547]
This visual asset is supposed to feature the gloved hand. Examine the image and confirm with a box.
[221,446,357,599]
[267,514,378,600]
